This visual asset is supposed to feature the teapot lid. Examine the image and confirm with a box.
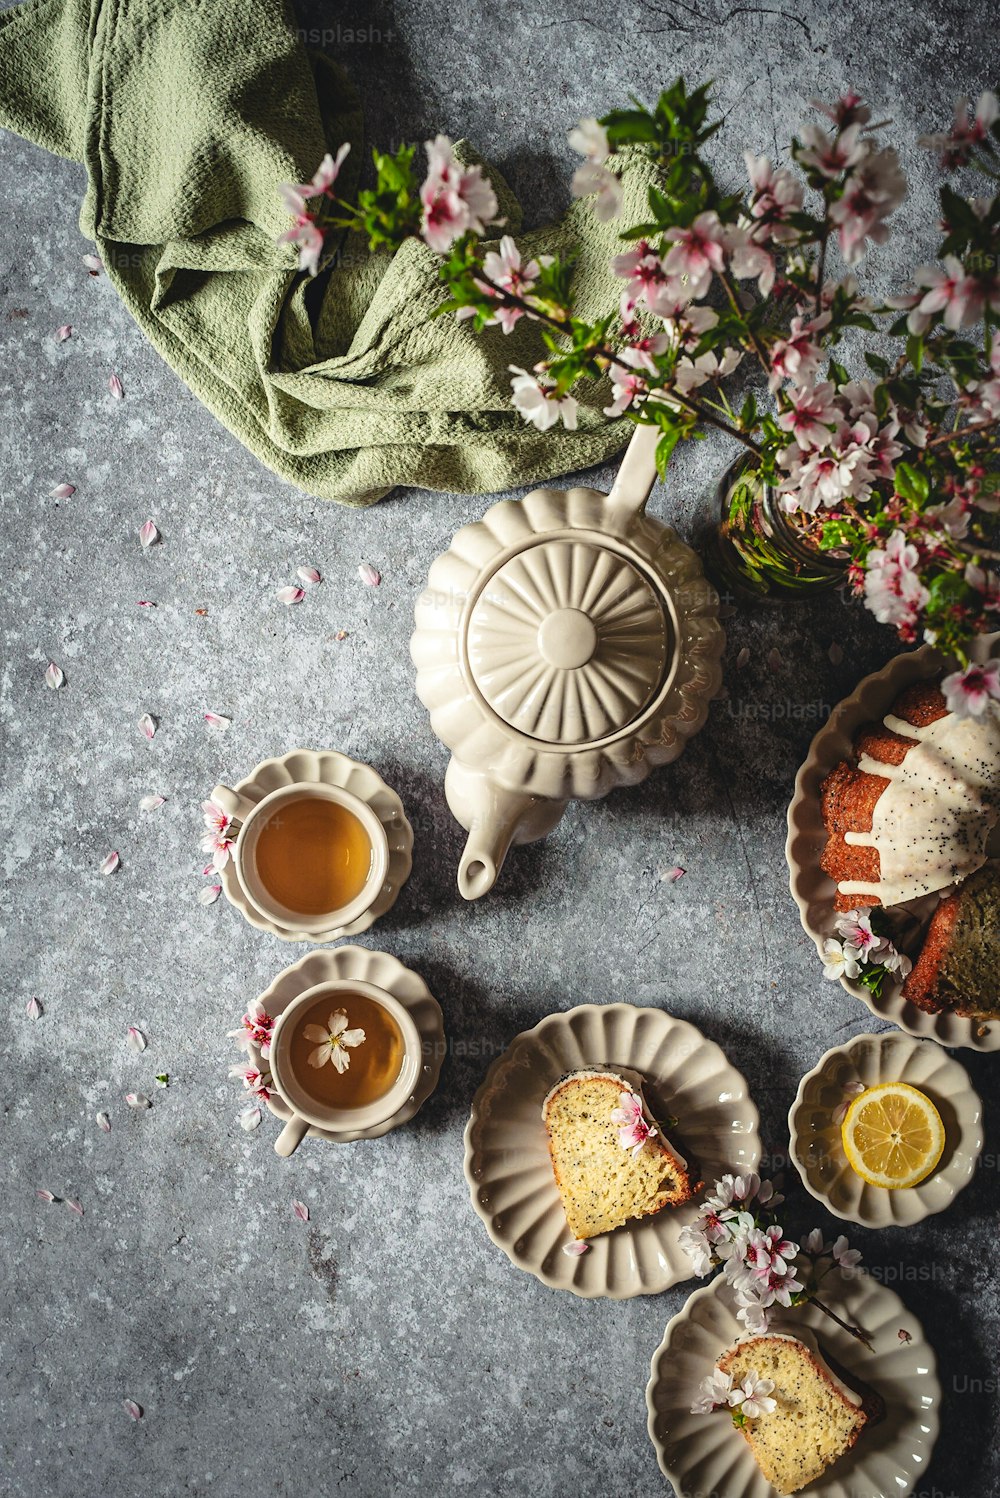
[466,538,670,744]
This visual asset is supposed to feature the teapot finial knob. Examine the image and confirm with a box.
[537,608,597,671]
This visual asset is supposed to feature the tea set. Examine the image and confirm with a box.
[220,424,724,1153]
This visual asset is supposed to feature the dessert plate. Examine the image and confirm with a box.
[786,644,1000,1051]
[217,749,414,942]
[463,1003,761,1299]
[646,1271,940,1498]
[249,946,444,1143]
[788,1031,983,1228]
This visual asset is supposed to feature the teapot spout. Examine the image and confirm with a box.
[445,760,568,901]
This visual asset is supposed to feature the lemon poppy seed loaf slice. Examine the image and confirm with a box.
[542,1069,697,1240]
[717,1332,880,1495]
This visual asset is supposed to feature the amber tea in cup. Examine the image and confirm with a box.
[252,795,374,918]
[287,990,404,1109]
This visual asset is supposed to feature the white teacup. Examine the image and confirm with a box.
[211,780,389,935]
[268,979,422,1156]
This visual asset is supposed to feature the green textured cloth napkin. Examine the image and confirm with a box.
[0,0,657,504]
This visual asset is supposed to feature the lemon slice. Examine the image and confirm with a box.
[841,1082,945,1190]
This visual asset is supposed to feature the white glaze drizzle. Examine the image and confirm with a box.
[839,703,1000,905]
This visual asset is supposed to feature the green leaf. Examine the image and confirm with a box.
[894,461,929,503]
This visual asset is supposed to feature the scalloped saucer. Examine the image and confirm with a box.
[788,1030,983,1228]
[216,749,413,942]
[250,946,445,1143]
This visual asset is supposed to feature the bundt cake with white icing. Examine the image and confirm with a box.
[820,680,1000,911]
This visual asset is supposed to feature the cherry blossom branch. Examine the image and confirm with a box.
[810,1295,876,1353]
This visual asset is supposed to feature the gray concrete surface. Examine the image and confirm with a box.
[2,2,998,1495]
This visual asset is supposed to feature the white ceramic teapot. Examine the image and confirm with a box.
[411,424,725,899]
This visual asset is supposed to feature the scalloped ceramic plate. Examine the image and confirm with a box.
[217,749,413,943]
[463,1004,761,1299]
[249,946,444,1143]
[788,1031,983,1228]
[647,1271,940,1498]
[785,644,1000,1051]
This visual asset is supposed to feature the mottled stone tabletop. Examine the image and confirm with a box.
[2,2,997,1495]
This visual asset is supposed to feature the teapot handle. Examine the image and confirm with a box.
[605,421,660,521]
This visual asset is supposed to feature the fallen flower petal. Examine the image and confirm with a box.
[44,661,64,690]
[109,373,124,399]
[292,1200,309,1222]
[125,1092,151,1109]
[50,482,76,499]
[139,519,159,548]
[65,1199,84,1217]
[56,324,73,342]
[123,1399,143,1421]
[276,585,305,605]
[898,1327,912,1343]
[36,1189,58,1203]
[562,1239,590,1256]
[736,646,751,669]
[138,713,157,740]
[661,865,687,884]
[828,642,844,665]
[198,884,222,906]
[139,794,165,811]
[100,851,120,876]
[240,1105,262,1132]
[358,562,381,587]
[136,600,156,609]
[203,712,230,729]
[296,566,321,586]
[767,648,783,671]
[126,1026,147,1054]
[25,996,42,1019]
[96,1112,111,1133]
[334,629,349,642]
[82,253,102,273]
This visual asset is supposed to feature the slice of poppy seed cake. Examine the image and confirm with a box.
[542,1069,697,1240]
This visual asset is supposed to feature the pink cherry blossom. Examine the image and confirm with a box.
[863,529,930,631]
[920,90,999,168]
[830,148,907,264]
[609,1089,658,1157]
[797,121,865,179]
[744,153,804,240]
[776,379,838,449]
[229,1001,275,1059]
[509,366,578,431]
[834,909,886,959]
[768,314,829,392]
[941,660,1000,719]
[570,161,623,221]
[663,211,727,299]
[726,226,775,295]
[229,1061,272,1102]
[479,236,542,333]
[277,216,325,276]
[419,135,499,252]
[604,349,651,417]
[613,240,671,307]
[568,117,610,164]
[200,800,235,870]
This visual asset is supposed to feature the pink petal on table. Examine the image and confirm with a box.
[660,865,686,884]
[56,324,73,342]
[44,661,64,690]
[50,482,76,499]
[198,884,221,906]
[139,794,165,811]
[292,1200,309,1223]
[139,519,159,548]
[201,863,216,877]
[65,1198,84,1217]
[203,712,230,729]
[240,1106,262,1132]
[82,253,102,273]
[109,373,124,399]
[123,1399,143,1421]
[767,648,783,672]
[736,646,750,670]
[358,562,381,587]
[828,642,844,665]
[125,1092,151,1109]
[137,600,156,608]
[562,1240,590,1257]
[96,1112,111,1133]
[126,1026,147,1054]
[296,566,321,586]
[276,585,305,605]
[138,713,157,741]
[25,996,43,1019]
[100,851,120,876]
[36,1189,58,1203]
[333,629,349,642]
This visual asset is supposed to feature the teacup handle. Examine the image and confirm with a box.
[274,1114,311,1158]
[210,783,258,825]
